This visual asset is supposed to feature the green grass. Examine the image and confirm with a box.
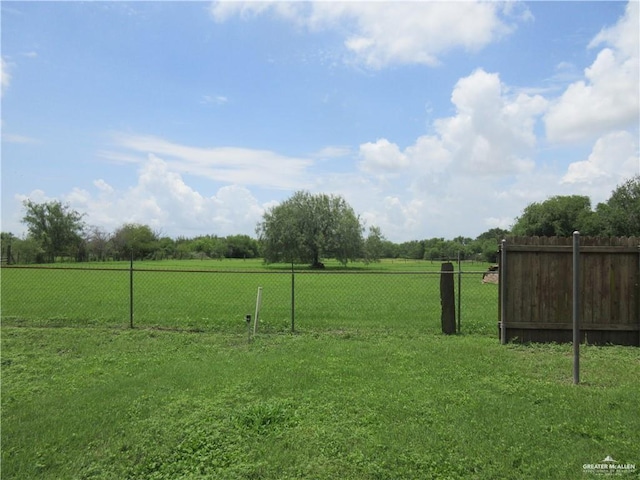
[0,259,496,334]
[2,327,639,479]
[2,259,637,479]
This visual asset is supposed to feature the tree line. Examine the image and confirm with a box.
[2,175,638,266]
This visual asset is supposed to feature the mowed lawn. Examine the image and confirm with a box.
[2,260,639,479]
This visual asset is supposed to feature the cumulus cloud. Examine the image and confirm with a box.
[335,68,550,240]
[544,1,639,144]
[19,155,267,238]
[358,69,546,180]
[359,139,409,173]
[561,131,639,186]
[210,1,527,68]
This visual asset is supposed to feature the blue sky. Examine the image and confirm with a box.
[2,1,638,242]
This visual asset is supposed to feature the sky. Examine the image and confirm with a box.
[1,1,639,243]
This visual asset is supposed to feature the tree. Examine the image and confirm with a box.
[398,240,425,260]
[595,175,640,236]
[155,236,177,260]
[110,223,158,260]
[85,226,112,261]
[511,195,594,237]
[363,226,384,264]
[21,200,85,262]
[11,236,45,264]
[257,191,363,267]
[1,232,15,264]
[474,228,510,262]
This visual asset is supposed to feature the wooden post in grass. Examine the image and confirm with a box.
[440,262,456,334]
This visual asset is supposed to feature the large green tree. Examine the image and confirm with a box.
[257,191,363,267]
[511,195,595,237]
[21,200,85,262]
[595,175,640,236]
[110,223,158,260]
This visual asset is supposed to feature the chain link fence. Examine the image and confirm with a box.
[1,263,498,336]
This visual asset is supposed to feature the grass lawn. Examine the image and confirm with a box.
[1,259,638,479]
[0,259,496,334]
[2,326,639,480]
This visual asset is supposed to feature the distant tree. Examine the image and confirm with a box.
[424,238,446,261]
[257,191,363,267]
[175,237,193,260]
[1,232,16,263]
[85,226,111,261]
[451,236,473,260]
[475,228,510,242]
[380,239,399,258]
[11,236,45,264]
[226,234,259,259]
[363,226,384,264]
[398,240,425,260]
[21,200,85,262]
[474,228,510,263]
[511,195,594,237]
[595,175,640,236]
[110,223,158,260]
[155,236,177,260]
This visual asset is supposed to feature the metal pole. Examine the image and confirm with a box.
[457,251,461,333]
[500,239,507,344]
[573,231,580,385]
[291,261,295,333]
[129,250,134,329]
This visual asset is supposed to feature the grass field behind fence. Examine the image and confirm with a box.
[0,259,497,335]
[2,259,638,479]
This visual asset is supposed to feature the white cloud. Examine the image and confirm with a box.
[561,131,639,187]
[210,1,526,68]
[15,189,50,205]
[544,1,639,144]
[312,145,352,159]
[314,68,547,240]
[104,133,314,191]
[1,57,11,96]
[201,94,228,105]
[359,138,409,173]
[439,69,547,175]
[24,155,268,238]
[93,179,114,194]
[358,69,546,179]
[2,133,39,144]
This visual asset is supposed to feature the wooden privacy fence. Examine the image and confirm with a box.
[498,236,640,346]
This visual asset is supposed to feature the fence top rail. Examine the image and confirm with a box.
[0,264,491,275]
[503,245,639,253]
[504,235,640,246]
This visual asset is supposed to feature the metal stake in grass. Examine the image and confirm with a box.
[246,314,252,343]
[253,287,263,336]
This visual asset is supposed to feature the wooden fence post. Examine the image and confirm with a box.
[440,262,456,334]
